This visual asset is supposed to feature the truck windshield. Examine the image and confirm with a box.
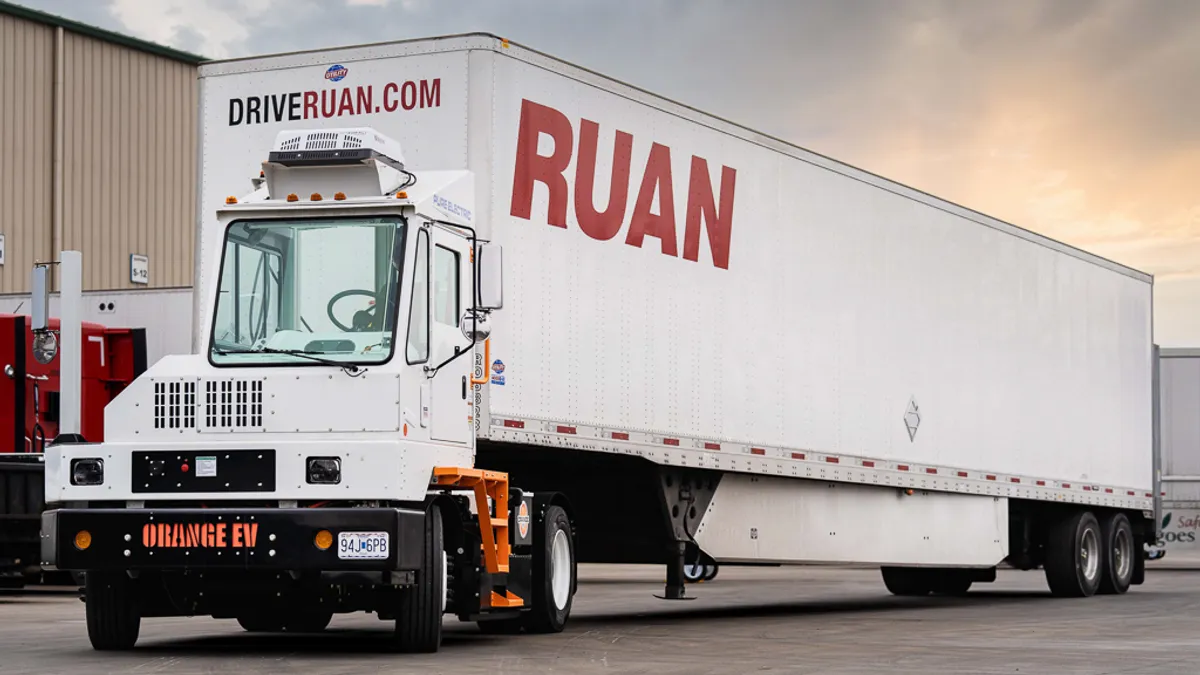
[208,216,406,367]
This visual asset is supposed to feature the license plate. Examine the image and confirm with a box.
[337,531,389,559]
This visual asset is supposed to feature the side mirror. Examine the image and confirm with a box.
[31,265,49,331]
[476,243,503,311]
[460,310,491,343]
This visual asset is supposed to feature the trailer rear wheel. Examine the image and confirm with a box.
[85,571,141,650]
[521,505,575,633]
[1044,510,1102,598]
[1098,512,1134,595]
[881,567,931,596]
[394,506,445,653]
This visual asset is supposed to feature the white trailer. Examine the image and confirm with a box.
[1158,348,1200,558]
[42,34,1160,652]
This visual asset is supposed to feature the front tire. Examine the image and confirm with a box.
[85,571,141,651]
[521,504,575,633]
[1044,510,1103,598]
[1098,512,1134,595]
[394,506,445,653]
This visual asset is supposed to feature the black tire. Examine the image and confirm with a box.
[285,609,334,632]
[477,618,524,635]
[521,505,575,634]
[881,567,931,596]
[236,614,284,632]
[1098,512,1134,595]
[1044,510,1103,598]
[85,571,141,651]
[703,563,719,582]
[394,506,445,653]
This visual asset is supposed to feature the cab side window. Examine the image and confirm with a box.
[406,230,430,364]
[433,245,460,327]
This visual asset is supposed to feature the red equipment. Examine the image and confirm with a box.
[0,313,146,582]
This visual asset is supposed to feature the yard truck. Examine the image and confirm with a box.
[41,33,1162,653]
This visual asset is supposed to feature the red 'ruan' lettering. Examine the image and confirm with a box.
[684,156,736,269]
[625,142,677,256]
[575,119,632,241]
[509,98,737,269]
[511,99,573,228]
[337,88,355,116]
[303,91,318,119]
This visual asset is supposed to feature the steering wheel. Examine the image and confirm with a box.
[327,289,378,332]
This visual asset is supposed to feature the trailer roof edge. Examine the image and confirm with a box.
[198,31,1151,284]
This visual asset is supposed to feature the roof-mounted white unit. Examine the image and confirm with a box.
[261,127,410,201]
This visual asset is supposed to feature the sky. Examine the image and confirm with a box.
[16,0,1200,346]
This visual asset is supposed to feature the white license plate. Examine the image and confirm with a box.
[337,531,390,559]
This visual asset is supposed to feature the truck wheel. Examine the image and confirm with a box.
[394,506,445,653]
[881,567,931,596]
[521,505,575,634]
[85,571,141,650]
[702,563,719,582]
[285,609,334,632]
[1098,512,1134,595]
[1044,510,1103,598]
[236,614,283,632]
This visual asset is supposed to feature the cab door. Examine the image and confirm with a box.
[427,225,473,445]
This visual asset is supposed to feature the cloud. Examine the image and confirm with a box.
[12,0,1200,342]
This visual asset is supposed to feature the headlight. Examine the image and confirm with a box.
[70,458,104,486]
[306,457,341,484]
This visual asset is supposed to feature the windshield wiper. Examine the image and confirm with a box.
[214,346,363,374]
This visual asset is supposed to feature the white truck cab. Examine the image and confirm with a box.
[41,128,574,653]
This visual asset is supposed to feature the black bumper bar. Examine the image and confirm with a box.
[42,507,426,572]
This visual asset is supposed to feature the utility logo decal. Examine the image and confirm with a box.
[491,359,506,386]
[517,501,531,539]
[325,64,349,82]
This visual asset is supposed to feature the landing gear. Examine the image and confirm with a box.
[683,551,719,584]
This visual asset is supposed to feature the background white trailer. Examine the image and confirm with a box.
[195,34,1157,594]
[1158,348,1200,563]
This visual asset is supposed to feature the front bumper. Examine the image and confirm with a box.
[42,507,425,572]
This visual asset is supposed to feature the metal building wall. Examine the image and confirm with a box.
[61,32,197,291]
[0,9,198,294]
[0,13,54,293]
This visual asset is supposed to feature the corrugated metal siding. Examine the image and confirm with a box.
[61,31,197,290]
[0,14,54,293]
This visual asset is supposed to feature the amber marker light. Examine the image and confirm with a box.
[315,530,333,551]
[74,530,92,550]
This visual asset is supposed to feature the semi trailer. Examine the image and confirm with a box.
[1158,348,1200,561]
[41,33,1161,653]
